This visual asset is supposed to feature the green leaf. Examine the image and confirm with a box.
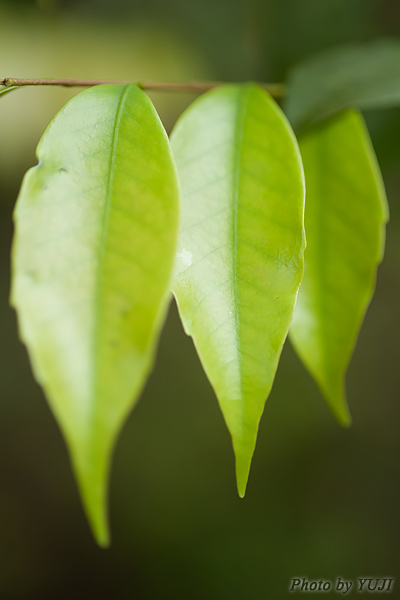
[285,39,400,130]
[289,110,389,425]
[0,85,19,97]
[10,84,179,546]
[170,83,305,496]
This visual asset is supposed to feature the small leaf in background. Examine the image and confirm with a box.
[290,110,389,425]
[285,39,400,130]
[171,84,305,496]
[11,84,179,546]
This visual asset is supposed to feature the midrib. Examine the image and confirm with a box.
[92,84,130,409]
[231,85,252,402]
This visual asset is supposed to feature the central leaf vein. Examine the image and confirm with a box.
[232,85,251,409]
[93,84,130,404]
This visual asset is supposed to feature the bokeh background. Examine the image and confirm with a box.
[1,1,399,598]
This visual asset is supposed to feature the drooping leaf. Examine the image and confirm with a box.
[11,84,179,546]
[170,84,305,496]
[290,110,389,425]
[285,39,400,130]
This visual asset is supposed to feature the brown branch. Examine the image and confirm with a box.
[0,77,286,97]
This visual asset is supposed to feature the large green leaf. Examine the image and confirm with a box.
[285,39,400,130]
[170,84,305,496]
[290,110,389,425]
[10,84,179,546]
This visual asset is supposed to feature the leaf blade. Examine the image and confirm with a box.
[285,39,400,130]
[171,84,305,494]
[289,109,388,425]
[10,84,179,545]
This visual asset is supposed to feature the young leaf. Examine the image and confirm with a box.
[10,84,179,546]
[290,110,389,425]
[285,40,400,130]
[0,85,19,98]
[170,84,305,496]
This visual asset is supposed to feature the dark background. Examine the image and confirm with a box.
[0,1,399,598]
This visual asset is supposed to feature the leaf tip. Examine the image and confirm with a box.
[335,404,352,428]
[71,450,112,550]
[82,489,111,549]
[324,383,352,428]
[93,520,111,549]
[234,442,253,500]
[236,474,249,499]
[237,485,246,499]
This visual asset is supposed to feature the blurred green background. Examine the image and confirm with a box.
[0,1,399,598]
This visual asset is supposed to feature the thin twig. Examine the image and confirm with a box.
[0,77,286,97]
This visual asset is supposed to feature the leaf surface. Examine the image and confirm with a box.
[11,84,179,546]
[290,110,388,425]
[171,84,305,495]
[285,40,400,130]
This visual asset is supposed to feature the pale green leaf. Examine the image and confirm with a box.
[285,39,400,130]
[171,84,305,496]
[0,85,19,97]
[10,84,179,546]
[290,110,389,425]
